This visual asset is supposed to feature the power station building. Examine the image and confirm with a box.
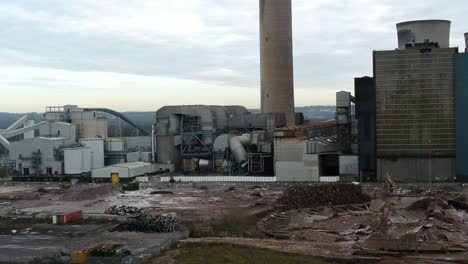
[456,34,468,180]
[355,20,468,182]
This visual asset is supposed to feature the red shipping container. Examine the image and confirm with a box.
[53,210,83,224]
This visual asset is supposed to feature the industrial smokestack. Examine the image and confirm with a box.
[396,20,451,49]
[260,0,295,126]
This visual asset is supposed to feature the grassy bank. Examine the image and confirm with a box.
[142,243,343,264]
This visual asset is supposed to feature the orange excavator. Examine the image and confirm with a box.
[385,170,398,193]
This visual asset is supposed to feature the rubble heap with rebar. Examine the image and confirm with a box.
[278,184,371,209]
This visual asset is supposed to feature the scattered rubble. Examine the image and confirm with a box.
[278,184,371,209]
[105,205,144,216]
[258,212,290,239]
[150,190,174,195]
[112,213,184,233]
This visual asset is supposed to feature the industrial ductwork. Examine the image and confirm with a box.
[396,20,451,49]
[229,134,251,162]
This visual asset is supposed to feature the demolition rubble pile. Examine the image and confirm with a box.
[112,213,184,233]
[105,205,144,216]
[278,184,371,209]
[261,184,468,258]
[357,196,468,254]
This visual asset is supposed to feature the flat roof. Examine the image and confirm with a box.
[108,162,151,170]
[37,137,68,141]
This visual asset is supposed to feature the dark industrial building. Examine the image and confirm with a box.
[456,50,468,181]
[354,20,468,182]
[354,77,376,181]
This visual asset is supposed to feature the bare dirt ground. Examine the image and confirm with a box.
[1,181,468,263]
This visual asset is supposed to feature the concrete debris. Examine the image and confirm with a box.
[224,186,236,192]
[105,205,144,216]
[150,190,174,195]
[278,184,371,209]
[257,212,290,239]
[251,192,263,197]
[357,195,468,254]
[112,213,184,233]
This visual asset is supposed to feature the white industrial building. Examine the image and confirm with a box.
[0,105,171,179]
[92,162,174,180]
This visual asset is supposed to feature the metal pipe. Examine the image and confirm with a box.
[229,134,251,162]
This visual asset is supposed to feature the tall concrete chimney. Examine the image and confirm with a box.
[260,0,295,126]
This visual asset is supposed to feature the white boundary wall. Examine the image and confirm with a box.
[160,176,276,183]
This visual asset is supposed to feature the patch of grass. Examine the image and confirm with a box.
[142,243,337,264]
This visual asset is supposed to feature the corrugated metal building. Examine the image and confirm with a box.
[92,162,174,179]
[374,48,457,181]
[355,77,377,181]
[456,53,468,181]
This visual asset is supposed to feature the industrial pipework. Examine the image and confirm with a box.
[396,20,451,49]
[260,0,295,126]
[229,134,251,162]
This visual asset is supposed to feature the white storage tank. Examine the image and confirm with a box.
[64,147,91,175]
[80,138,105,169]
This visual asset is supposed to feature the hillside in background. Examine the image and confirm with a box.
[0,106,336,136]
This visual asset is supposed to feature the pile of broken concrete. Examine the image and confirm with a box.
[357,196,468,255]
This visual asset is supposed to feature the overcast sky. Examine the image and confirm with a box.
[0,0,467,112]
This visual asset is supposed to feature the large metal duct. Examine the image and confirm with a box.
[223,106,249,116]
[156,105,216,166]
[396,20,451,49]
[260,0,295,126]
[229,134,251,162]
[208,106,229,130]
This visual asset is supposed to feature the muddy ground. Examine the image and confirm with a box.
[0,181,468,263]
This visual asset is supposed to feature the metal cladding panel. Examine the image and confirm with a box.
[339,155,359,176]
[377,158,455,182]
[64,148,91,174]
[354,77,377,178]
[374,48,457,157]
[260,0,295,125]
[80,139,104,169]
[456,53,468,181]
[396,20,451,49]
[106,139,125,152]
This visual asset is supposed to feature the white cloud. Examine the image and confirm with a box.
[0,0,467,111]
